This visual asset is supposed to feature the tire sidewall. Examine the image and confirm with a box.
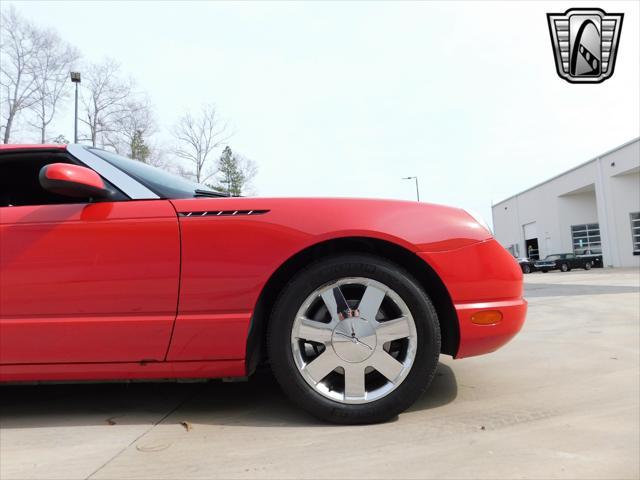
[267,254,441,424]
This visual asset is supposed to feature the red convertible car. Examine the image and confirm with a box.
[0,144,526,423]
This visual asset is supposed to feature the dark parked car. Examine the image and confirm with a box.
[576,249,604,268]
[517,257,536,274]
[534,253,597,272]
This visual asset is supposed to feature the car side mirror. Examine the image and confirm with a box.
[39,163,113,199]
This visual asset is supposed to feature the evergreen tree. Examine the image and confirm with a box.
[130,129,150,163]
[51,134,69,144]
[215,146,245,196]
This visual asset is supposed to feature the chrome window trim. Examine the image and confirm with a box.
[67,144,159,199]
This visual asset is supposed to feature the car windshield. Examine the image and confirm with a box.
[544,255,561,260]
[88,148,222,199]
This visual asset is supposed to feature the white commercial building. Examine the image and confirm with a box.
[492,137,640,268]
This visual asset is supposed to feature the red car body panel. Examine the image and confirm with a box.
[417,239,526,358]
[0,360,246,383]
[0,146,527,382]
[0,144,66,152]
[165,197,496,362]
[0,200,180,364]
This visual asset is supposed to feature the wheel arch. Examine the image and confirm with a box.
[245,236,459,375]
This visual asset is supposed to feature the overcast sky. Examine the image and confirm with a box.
[5,1,640,225]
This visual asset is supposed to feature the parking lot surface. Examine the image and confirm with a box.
[1,268,638,479]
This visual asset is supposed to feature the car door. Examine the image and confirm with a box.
[0,150,180,364]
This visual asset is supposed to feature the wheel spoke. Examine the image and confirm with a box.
[303,349,340,383]
[357,284,386,320]
[376,316,412,343]
[332,286,351,314]
[370,350,404,383]
[295,316,333,343]
[343,364,366,399]
[320,288,346,323]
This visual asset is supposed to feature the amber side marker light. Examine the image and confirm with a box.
[471,310,503,325]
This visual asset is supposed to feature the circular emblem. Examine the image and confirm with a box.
[331,317,377,363]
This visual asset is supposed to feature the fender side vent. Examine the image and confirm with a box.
[178,209,270,217]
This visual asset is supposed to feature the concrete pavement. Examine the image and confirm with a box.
[1,268,638,479]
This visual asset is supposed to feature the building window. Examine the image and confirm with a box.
[571,223,602,255]
[631,213,640,255]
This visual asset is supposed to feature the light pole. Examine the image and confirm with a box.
[402,176,420,201]
[70,72,81,143]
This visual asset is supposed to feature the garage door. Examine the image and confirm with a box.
[523,222,537,240]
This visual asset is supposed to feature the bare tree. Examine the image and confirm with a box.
[104,97,156,160]
[236,152,258,195]
[28,29,80,143]
[172,104,231,183]
[146,142,177,170]
[0,7,41,143]
[80,59,132,147]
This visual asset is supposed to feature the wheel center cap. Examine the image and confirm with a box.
[331,317,377,363]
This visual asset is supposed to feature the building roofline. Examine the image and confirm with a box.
[493,136,640,207]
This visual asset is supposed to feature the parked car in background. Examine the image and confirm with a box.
[576,249,604,268]
[517,257,536,274]
[534,253,596,272]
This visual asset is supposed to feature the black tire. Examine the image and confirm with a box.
[267,253,441,424]
[560,263,569,272]
[585,262,592,270]
[522,264,531,274]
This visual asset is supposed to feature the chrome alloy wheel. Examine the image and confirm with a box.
[291,277,418,404]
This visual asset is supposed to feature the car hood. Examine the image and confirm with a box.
[169,197,493,253]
